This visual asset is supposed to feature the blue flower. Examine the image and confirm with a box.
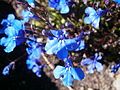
[12,20,23,31]
[1,14,22,31]
[2,62,15,76]
[26,59,42,77]
[26,37,42,77]
[1,14,15,27]
[0,26,24,53]
[113,0,120,4]
[53,65,84,86]
[26,45,41,60]
[26,59,37,70]
[45,30,85,59]
[111,63,120,73]
[0,14,24,52]
[26,38,41,60]
[84,7,104,29]
[81,53,103,73]
[48,0,70,14]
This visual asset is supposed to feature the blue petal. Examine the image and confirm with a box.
[26,0,34,3]
[7,14,15,22]
[45,38,59,54]
[26,37,36,47]
[94,53,102,60]
[91,17,100,29]
[71,67,85,80]
[46,40,65,55]
[54,40,66,53]
[85,14,97,24]
[59,0,69,14]
[50,30,64,38]
[60,5,69,14]
[95,62,103,72]
[29,47,41,59]
[48,0,59,9]
[4,27,16,36]
[53,65,66,79]
[35,71,41,77]
[81,58,93,66]
[26,59,36,70]
[84,17,92,24]
[96,8,104,16]
[2,66,10,75]
[94,53,98,58]
[97,55,102,60]
[85,7,96,15]
[56,47,68,59]
[49,0,69,14]
[0,37,12,47]
[0,37,7,46]
[4,37,16,53]
[1,14,15,26]
[26,0,35,7]
[75,40,85,51]
[26,48,32,55]
[61,71,73,86]
[13,20,22,31]
[65,38,76,45]
[65,38,78,51]
[111,64,120,73]
[87,64,95,73]
[1,19,8,26]
[32,65,39,73]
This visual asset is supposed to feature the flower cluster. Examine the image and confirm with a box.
[0,14,24,52]
[26,37,42,77]
[0,0,120,88]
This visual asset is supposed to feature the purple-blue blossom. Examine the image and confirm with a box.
[2,62,15,76]
[1,14,22,31]
[81,53,103,73]
[1,14,15,27]
[0,14,24,53]
[48,0,70,14]
[26,37,42,77]
[45,30,85,59]
[0,26,24,53]
[26,59,42,77]
[84,7,105,29]
[53,58,84,86]
[26,38,41,60]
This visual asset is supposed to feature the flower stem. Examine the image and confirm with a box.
[41,53,54,70]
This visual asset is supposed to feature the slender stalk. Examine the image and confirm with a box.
[41,53,54,70]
